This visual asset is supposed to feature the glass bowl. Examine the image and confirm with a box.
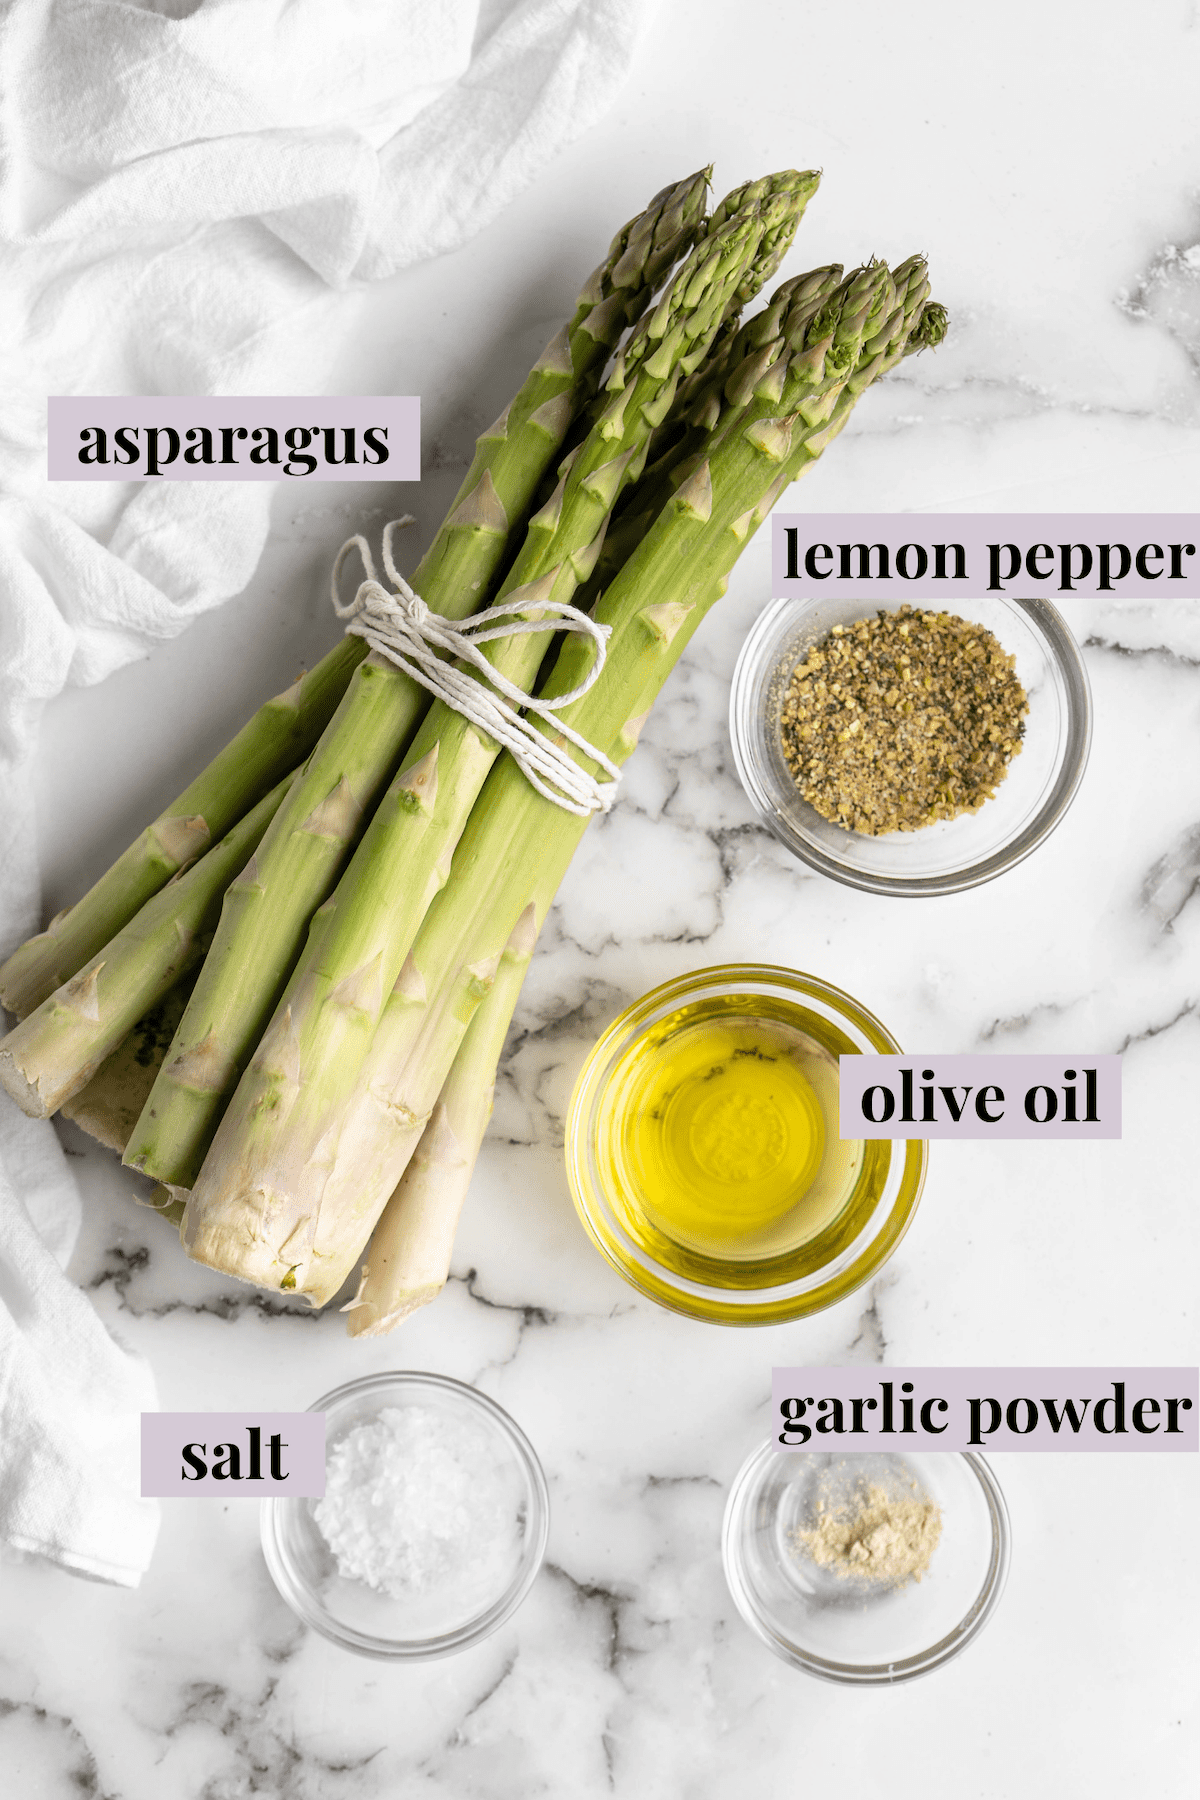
[565,964,927,1326]
[260,1371,549,1660]
[729,594,1091,896]
[722,1443,1010,1684]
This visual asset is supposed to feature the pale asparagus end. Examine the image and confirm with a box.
[343,903,537,1334]
[343,1104,474,1334]
[343,1282,446,1336]
[180,1182,298,1288]
[0,1051,49,1118]
[281,896,531,1311]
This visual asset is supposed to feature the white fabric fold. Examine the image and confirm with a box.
[0,1109,158,1587]
[0,0,654,1586]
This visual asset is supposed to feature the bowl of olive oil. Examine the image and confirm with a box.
[565,966,926,1325]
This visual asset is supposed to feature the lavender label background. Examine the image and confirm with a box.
[48,397,420,481]
[771,1369,1199,1452]
[770,512,1200,597]
[141,1412,326,1497]
[838,1053,1121,1139]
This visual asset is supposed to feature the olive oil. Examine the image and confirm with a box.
[596,994,868,1267]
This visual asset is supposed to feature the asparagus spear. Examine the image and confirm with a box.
[0,777,291,1118]
[0,646,361,1021]
[123,172,710,1190]
[343,906,537,1334]
[181,259,940,1299]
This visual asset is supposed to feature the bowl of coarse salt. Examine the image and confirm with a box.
[261,1371,550,1659]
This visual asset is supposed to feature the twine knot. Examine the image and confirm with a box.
[331,518,621,818]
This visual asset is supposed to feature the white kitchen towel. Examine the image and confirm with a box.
[0,1108,158,1587]
[0,0,653,1585]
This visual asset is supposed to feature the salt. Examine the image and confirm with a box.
[313,1404,514,1598]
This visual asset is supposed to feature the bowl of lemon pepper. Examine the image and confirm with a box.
[729,595,1091,897]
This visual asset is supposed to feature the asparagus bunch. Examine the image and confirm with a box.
[180,255,942,1307]
[0,166,945,1337]
[121,170,712,1191]
[173,174,817,1252]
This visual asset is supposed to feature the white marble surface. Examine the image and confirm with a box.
[5,1,1200,1793]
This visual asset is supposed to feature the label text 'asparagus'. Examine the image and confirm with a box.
[49,398,420,481]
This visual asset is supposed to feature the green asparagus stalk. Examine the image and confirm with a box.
[344,905,537,1334]
[0,647,361,1021]
[181,259,940,1299]
[0,777,291,1119]
[123,173,710,1190]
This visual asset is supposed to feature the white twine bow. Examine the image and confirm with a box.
[331,518,622,817]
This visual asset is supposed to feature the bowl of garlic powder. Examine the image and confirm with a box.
[261,1371,550,1659]
[722,1444,1010,1683]
[729,595,1090,896]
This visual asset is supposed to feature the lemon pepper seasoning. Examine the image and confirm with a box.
[778,606,1029,834]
